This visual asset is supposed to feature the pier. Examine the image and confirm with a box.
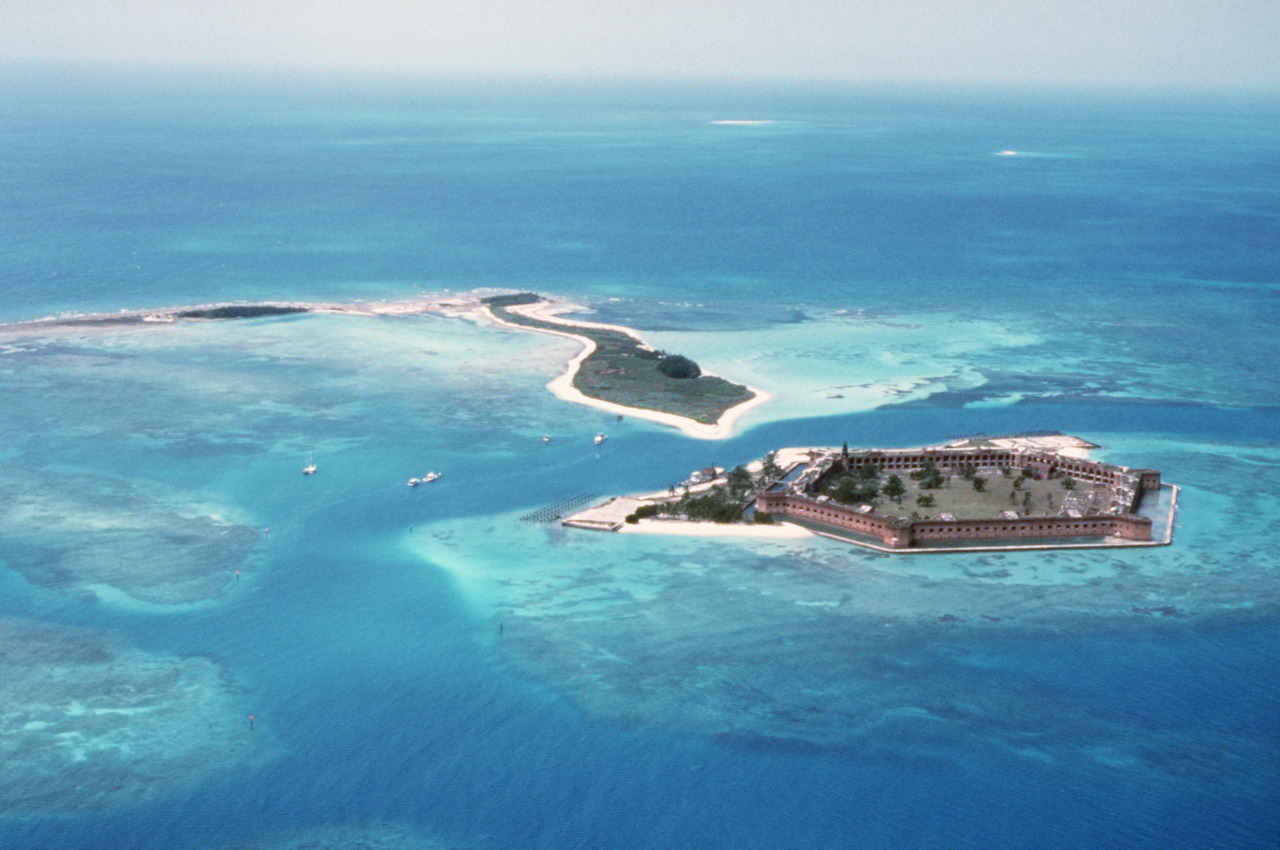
[521,494,601,524]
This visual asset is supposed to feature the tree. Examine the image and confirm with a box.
[972,477,987,492]
[658,354,700,379]
[959,463,977,480]
[912,458,945,489]
[760,451,783,483]
[882,474,907,503]
[678,489,741,523]
[835,477,878,504]
[625,503,661,523]
[1060,476,1076,490]
[916,494,935,507]
[909,459,932,481]
[727,465,752,496]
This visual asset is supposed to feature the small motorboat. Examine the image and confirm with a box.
[594,433,607,445]
[424,471,440,482]
[407,478,420,487]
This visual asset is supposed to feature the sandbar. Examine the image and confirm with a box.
[621,518,812,538]
[1,292,770,441]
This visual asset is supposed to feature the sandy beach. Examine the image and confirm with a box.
[621,518,812,538]
[559,490,815,539]
[946,433,1098,459]
[484,299,770,440]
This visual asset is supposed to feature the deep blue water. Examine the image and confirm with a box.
[3,70,1278,321]
[0,68,1277,849]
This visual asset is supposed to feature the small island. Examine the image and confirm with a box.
[563,434,1177,553]
[482,293,763,436]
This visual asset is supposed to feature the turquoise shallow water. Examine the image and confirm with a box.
[0,71,1277,848]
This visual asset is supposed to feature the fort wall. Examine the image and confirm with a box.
[755,444,1159,550]
[755,491,1152,549]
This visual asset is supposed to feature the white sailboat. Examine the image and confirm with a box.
[303,449,317,475]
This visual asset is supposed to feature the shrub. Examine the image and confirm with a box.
[177,305,307,320]
[481,292,542,307]
[658,354,701,379]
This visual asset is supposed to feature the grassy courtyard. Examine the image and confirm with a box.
[825,468,1093,521]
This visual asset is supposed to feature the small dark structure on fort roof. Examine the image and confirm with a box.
[755,440,1168,552]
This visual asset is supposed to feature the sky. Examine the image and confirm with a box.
[4,0,1279,90]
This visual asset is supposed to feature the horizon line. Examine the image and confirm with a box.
[3,58,1278,99]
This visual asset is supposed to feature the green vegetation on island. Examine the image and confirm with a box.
[625,456,781,525]
[177,305,308,320]
[483,293,754,425]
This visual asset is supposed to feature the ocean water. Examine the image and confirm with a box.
[0,69,1277,848]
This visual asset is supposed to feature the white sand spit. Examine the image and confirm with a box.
[484,300,769,440]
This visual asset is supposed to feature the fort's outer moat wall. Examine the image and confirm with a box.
[755,446,1161,550]
[757,493,1153,549]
